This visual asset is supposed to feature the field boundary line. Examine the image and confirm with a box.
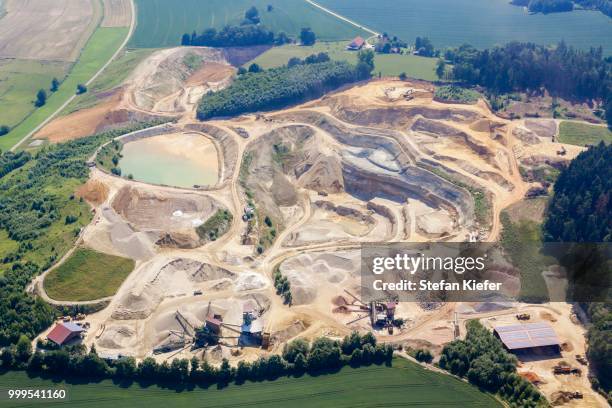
[10,0,136,152]
[304,0,380,37]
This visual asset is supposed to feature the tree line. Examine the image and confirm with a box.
[196,52,374,120]
[444,41,612,127]
[512,0,612,16]
[1,331,393,387]
[439,320,545,407]
[181,6,291,47]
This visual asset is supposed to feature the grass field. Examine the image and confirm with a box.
[558,121,612,146]
[64,48,156,114]
[0,60,68,129]
[44,248,134,301]
[249,41,440,80]
[0,27,129,151]
[317,0,612,54]
[0,358,502,407]
[130,0,367,48]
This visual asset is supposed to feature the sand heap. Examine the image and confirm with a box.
[279,251,360,305]
[111,258,235,320]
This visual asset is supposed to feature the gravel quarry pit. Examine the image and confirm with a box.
[71,79,593,391]
[111,185,226,248]
[126,47,234,114]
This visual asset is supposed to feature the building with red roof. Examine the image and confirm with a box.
[47,322,85,346]
[347,36,365,51]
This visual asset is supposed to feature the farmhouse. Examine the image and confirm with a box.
[347,36,365,51]
[47,322,85,346]
[493,322,560,354]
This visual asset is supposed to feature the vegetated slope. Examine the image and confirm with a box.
[130,0,365,48]
[0,358,501,407]
[197,61,367,119]
[0,122,167,346]
[316,0,612,53]
[44,248,135,301]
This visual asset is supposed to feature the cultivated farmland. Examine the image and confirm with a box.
[0,0,99,62]
[0,358,502,407]
[130,0,366,48]
[248,41,440,80]
[1,27,129,150]
[44,248,135,301]
[317,0,612,54]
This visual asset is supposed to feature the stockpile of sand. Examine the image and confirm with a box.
[98,325,137,349]
[280,251,359,305]
[102,206,155,260]
[235,272,268,291]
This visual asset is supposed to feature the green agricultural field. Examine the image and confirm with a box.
[249,41,440,80]
[317,0,612,54]
[44,248,134,301]
[0,60,68,129]
[64,48,156,114]
[0,27,129,151]
[130,0,367,48]
[558,121,612,146]
[0,358,502,407]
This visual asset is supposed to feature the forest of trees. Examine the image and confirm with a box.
[439,321,544,407]
[197,55,372,120]
[0,331,393,387]
[542,142,611,402]
[543,142,611,242]
[445,42,612,127]
[181,6,290,47]
[512,0,612,16]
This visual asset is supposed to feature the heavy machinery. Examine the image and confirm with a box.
[516,313,531,320]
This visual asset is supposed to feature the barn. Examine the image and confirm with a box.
[47,322,85,346]
[493,322,560,355]
[347,36,365,51]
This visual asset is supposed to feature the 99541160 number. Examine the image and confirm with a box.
[6,389,67,400]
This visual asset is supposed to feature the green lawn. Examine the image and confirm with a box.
[0,27,129,151]
[44,248,134,301]
[0,60,69,129]
[130,0,367,48]
[249,41,440,80]
[0,358,502,407]
[63,48,156,114]
[558,121,612,146]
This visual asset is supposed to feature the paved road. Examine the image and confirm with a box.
[305,0,380,37]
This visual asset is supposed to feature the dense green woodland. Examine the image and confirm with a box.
[445,42,612,127]
[440,321,544,407]
[512,0,612,16]
[542,143,611,402]
[181,24,288,47]
[544,143,611,242]
[197,59,371,119]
